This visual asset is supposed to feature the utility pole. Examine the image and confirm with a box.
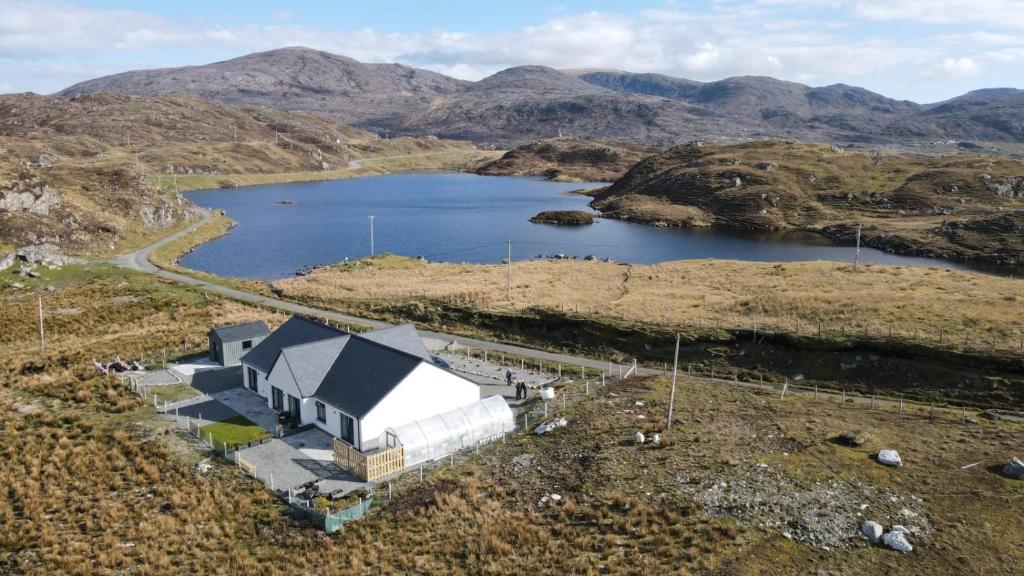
[368,216,375,257]
[506,240,512,301]
[854,224,862,269]
[37,294,45,353]
[667,333,680,429]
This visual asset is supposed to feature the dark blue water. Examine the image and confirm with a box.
[183,172,977,280]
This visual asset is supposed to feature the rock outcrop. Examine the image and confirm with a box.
[0,185,61,216]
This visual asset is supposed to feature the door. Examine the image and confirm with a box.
[247,367,258,392]
[287,395,300,419]
[340,413,355,446]
[272,386,283,411]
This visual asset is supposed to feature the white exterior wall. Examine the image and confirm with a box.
[357,363,479,452]
[241,363,270,398]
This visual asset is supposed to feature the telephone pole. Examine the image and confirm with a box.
[368,216,375,257]
[667,333,680,429]
[854,224,862,270]
[506,240,512,301]
[37,294,45,353]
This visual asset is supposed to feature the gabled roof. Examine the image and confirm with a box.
[312,335,425,419]
[209,320,269,343]
[278,336,350,397]
[240,316,345,373]
[358,323,432,361]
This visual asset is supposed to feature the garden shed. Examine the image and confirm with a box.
[386,395,514,467]
[209,320,269,366]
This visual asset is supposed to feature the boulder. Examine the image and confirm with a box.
[635,431,646,445]
[883,530,913,553]
[892,525,911,535]
[1003,457,1024,480]
[533,417,567,435]
[860,520,883,544]
[877,449,903,467]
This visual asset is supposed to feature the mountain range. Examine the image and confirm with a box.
[57,47,1024,148]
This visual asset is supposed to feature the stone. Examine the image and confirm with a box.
[533,417,567,436]
[883,530,913,553]
[860,520,883,544]
[36,152,58,168]
[877,449,903,467]
[652,433,661,446]
[755,161,777,171]
[732,177,742,188]
[892,525,911,535]
[635,431,646,445]
[1003,457,1024,480]
[836,430,872,447]
[830,145,844,153]
[0,185,61,216]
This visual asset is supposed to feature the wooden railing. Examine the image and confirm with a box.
[333,439,405,481]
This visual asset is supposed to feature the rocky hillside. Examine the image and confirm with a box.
[58,48,1024,148]
[475,137,660,182]
[58,47,467,132]
[589,141,1024,266]
[0,93,480,256]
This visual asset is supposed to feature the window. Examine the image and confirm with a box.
[386,431,398,449]
[340,413,355,445]
[287,395,300,418]
[316,401,326,423]
[247,367,258,391]
[242,339,253,350]
[272,387,283,411]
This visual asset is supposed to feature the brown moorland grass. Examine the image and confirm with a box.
[274,256,1024,345]
[0,265,1022,574]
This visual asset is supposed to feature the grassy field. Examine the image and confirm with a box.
[275,256,1024,347]
[199,416,269,447]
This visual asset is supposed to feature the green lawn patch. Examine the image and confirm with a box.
[148,383,200,404]
[199,416,270,447]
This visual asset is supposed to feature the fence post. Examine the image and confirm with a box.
[814,385,818,399]
[962,405,967,424]
[899,398,904,416]
[524,413,528,429]
[871,395,875,410]
[586,380,589,396]
[842,390,846,407]
[780,380,788,399]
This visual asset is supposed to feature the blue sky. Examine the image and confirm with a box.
[2,0,1023,102]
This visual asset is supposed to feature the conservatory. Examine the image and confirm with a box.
[386,395,515,467]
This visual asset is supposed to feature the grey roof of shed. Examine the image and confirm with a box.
[312,335,426,419]
[209,320,269,343]
[358,324,432,361]
[240,316,345,373]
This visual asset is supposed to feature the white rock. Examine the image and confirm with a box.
[883,530,913,553]
[1003,457,1024,480]
[892,525,911,535]
[652,433,661,446]
[635,431,646,445]
[635,401,645,407]
[860,520,883,544]
[877,449,903,467]
[549,494,562,503]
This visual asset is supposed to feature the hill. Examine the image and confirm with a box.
[0,92,487,256]
[588,141,1024,267]
[57,48,1024,148]
[475,137,660,182]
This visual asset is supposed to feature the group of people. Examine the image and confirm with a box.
[506,368,529,400]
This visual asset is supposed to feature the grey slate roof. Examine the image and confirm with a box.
[358,324,432,361]
[312,335,425,419]
[209,320,269,343]
[279,336,350,397]
[240,316,345,373]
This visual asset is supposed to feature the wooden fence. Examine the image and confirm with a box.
[333,439,405,482]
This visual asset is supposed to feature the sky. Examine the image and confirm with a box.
[1,0,1023,103]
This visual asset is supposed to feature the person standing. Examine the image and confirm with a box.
[506,368,513,387]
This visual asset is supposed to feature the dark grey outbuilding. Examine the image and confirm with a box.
[209,320,270,366]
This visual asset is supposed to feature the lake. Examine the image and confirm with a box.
[183,172,975,280]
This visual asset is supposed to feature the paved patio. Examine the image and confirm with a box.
[236,430,366,495]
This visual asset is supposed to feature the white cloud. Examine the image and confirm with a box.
[853,0,1024,28]
[925,57,982,79]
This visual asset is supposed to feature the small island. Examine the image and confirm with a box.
[529,210,595,225]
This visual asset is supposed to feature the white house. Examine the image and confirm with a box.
[239,317,481,453]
